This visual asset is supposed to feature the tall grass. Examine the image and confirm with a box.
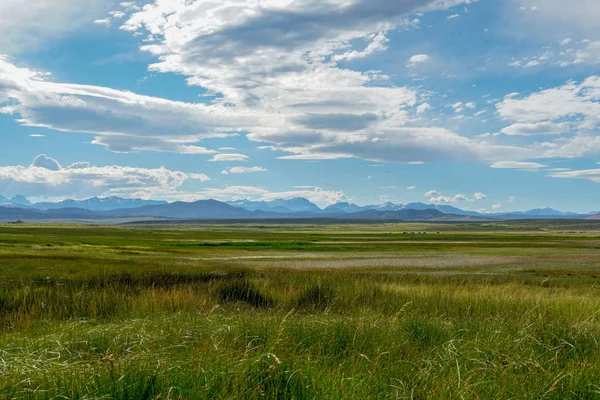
[1,224,600,398]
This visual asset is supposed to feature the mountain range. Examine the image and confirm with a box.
[0,195,598,222]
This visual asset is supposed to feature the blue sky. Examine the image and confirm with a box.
[1,0,599,212]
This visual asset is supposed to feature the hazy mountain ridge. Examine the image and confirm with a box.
[0,194,596,221]
[342,209,446,220]
[35,196,168,211]
[227,197,321,213]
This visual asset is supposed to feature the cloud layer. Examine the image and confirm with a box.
[0,154,210,200]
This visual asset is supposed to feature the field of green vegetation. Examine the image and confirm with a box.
[1,221,600,399]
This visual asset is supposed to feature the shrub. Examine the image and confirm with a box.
[296,284,337,311]
[218,280,274,308]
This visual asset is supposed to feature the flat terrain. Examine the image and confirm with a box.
[1,221,600,399]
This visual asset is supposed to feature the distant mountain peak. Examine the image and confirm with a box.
[10,195,32,206]
[33,196,167,211]
[227,197,321,213]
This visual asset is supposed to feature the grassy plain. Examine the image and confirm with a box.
[1,221,600,399]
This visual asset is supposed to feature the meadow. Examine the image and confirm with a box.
[1,221,600,399]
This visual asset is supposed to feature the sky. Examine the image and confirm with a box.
[0,0,599,213]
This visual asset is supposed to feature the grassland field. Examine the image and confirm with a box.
[1,220,600,399]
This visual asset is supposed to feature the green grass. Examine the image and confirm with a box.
[0,222,599,398]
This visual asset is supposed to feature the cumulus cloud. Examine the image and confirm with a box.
[78,0,520,164]
[492,204,501,210]
[538,135,600,159]
[199,185,346,206]
[407,54,430,67]
[0,155,210,200]
[427,190,487,203]
[221,166,267,175]
[332,32,390,62]
[0,0,544,166]
[496,76,600,129]
[407,185,417,190]
[0,55,513,164]
[416,103,432,114]
[31,154,61,171]
[558,40,600,67]
[496,76,600,159]
[109,11,126,19]
[429,194,469,204]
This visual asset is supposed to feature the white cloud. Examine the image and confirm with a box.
[496,76,600,158]
[199,185,346,207]
[491,161,547,170]
[500,122,571,136]
[523,60,540,68]
[407,54,430,67]
[509,0,600,36]
[0,0,548,166]
[93,0,518,164]
[109,11,126,19]
[426,191,487,203]
[451,102,465,113]
[119,2,140,11]
[492,204,501,210]
[429,194,469,204]
[210,154,249,162]
[31,154,61,171]
[537,135,600,159]
[416,103,432,114]
[0,52,518,164]
[496,76,600,159]
[0,0,106,54]
[260,186,347,206]
[221,166,267,175]
[497,76,600,127]
[332,32,389,62]
[0,0,534,167]
[93,18,111,27]
[407,185,417,190]
[0,155,210,200]
[560,38,572,46]
[0,56,252,154]
[548,169,600,183]
[558,40,600,67]
[67,162,91,169]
